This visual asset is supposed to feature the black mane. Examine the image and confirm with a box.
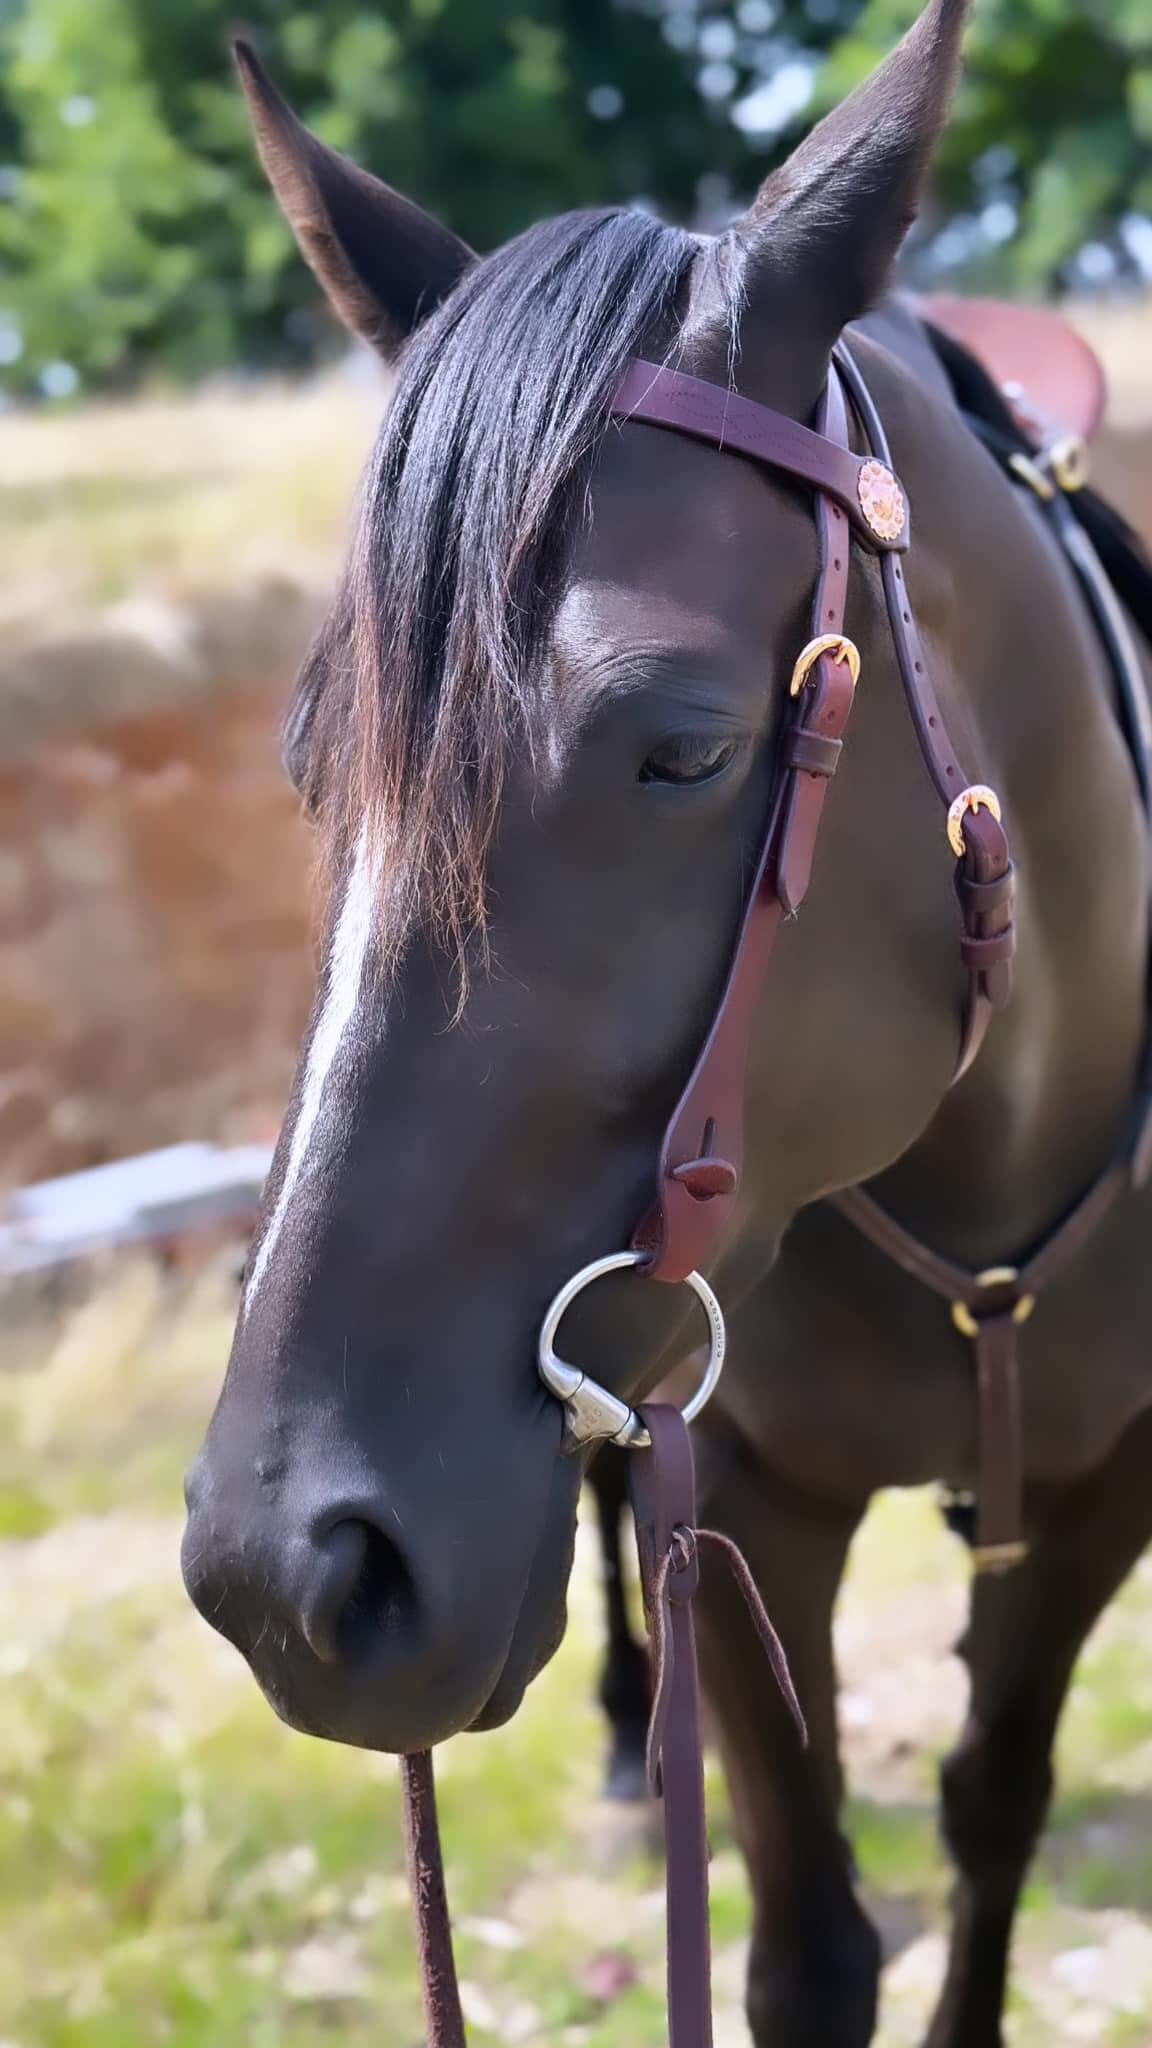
[308,206,703,976]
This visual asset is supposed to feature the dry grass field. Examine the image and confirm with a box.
[0,371,377,648]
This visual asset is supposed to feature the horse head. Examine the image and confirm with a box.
[184,0,975,1752]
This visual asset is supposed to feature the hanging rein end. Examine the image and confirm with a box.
[633,1402,808,1824]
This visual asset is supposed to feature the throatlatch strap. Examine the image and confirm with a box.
[831,343,1015,1078]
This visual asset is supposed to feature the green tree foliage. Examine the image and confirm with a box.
[822,0,1152,289]
[0,0,754,392]
[0,0,1148,397]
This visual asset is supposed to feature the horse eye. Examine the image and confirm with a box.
[639,736,739,786]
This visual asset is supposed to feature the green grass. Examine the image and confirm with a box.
[0,1483,56,1539]
[3,1258,1152,2045]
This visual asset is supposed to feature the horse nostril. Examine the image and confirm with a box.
[302,1516,415,1665]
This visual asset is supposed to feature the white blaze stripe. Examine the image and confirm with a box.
[243,833,377,1315]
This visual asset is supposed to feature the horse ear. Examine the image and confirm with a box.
[695,0,970,403]
[281,649,325,819]
[233,41,475,359]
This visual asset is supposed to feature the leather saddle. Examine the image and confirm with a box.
[920,293,1108,445]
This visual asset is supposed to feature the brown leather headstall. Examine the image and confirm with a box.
[612,349,1016,1284]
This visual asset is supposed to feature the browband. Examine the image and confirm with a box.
[612,357,912,551]
[609,351,1016,1283]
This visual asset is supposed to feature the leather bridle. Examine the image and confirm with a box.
[401,340,1024,2047]
[613,345,1015,1289]
[395,323,1152,2042]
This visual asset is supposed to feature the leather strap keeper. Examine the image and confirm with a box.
[956,869,1016,915]
[960,928,1018,970]
[782,729,844,777]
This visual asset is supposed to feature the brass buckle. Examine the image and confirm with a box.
[946,783,1003,859]
[1049,435,1089,493]
[1008,437,1089,502]
[1007,452,1057,503]
[789,634,861,698]
[950,1267,1036,1340]
[973,1539,1029,1575]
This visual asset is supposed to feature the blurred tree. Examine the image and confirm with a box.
[0,0,1148,397]
[817,0,1152,291]
[0,0,755,392]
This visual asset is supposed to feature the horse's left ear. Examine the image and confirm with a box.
[233,40,475,358]
[281,645,325,819]
[694,0,970,401]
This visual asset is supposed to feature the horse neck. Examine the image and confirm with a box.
[862,342,1149,1267]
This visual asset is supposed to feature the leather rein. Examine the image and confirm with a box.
[401,340,1025,2047]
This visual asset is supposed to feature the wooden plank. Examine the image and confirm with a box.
[1,1142,274,1276]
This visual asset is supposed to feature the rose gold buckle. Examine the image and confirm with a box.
[946,784,1003,859]
[789,635,861,698]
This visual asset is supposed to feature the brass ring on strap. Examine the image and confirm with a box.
[537,1250,726,1452]
[789,634,861,698]
[950,1266,1037,1340]
[946,783,1003,860]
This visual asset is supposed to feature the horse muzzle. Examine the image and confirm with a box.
[181,1415,580,1754]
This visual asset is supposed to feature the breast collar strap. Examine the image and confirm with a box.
[611,348,1016,1284]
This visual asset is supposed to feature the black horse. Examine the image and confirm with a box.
[184,5,1152,2040]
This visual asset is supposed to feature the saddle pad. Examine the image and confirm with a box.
[920,293,1108,445]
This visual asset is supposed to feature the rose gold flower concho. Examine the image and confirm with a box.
[857,459,907,543]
